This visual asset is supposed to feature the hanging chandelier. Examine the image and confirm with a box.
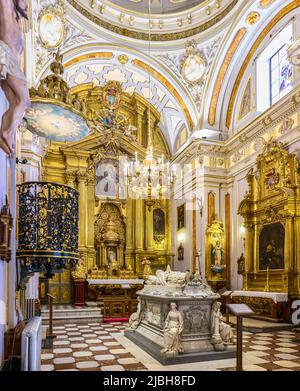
[125,145,175,210]
[125,0,175,209]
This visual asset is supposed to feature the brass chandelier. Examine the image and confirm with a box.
[125,0,175,209]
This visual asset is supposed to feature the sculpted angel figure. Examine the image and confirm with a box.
[211,301,235,350]
[0,0,30,157]
[128,297,143,331]
[161,302,184,357]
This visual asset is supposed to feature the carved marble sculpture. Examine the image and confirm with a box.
[161,302,184,357]
[127,297,143,330]
[210,301,235,351]
[146,265,187,287]
[0,0,30,157]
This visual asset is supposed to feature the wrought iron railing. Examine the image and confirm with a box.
[17,182,79,286]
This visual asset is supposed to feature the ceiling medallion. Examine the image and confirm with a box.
[180,41,207,84]
[246,11,261,25]
[38,1,66,49]
[118,54,129,65]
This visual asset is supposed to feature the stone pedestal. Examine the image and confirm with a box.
[74,279,85,306]
[125,285,236,364]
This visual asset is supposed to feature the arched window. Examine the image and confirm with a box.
[257,24,293,112]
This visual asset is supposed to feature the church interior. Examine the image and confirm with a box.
[1,0,300,373]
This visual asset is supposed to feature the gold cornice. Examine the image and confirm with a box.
[66,0,239,41]
[132,59,193,129]
[64,52,114,68]
[208,27,247,126]
[226,0,300,129]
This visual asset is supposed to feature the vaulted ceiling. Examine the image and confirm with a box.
[29,0,298,154]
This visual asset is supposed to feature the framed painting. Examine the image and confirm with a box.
[259,222,285,270]
[177,204,185,231]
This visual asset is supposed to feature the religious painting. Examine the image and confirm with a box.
[96,159,119,198]
[153,208,166,243]
[177,204,185,230]
[25,102,89,142]
[259,222,285,270]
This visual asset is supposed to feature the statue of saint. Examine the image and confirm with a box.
[210,301,234,350]
[107,247,118,273]
[161,302,184,357]
[212,240,224,266]
[0,0,30,157]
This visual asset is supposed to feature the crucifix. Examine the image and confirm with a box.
[0,0,30,157]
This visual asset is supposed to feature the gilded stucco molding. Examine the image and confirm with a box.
[208,28,247,126]
[226,0,300,129]
[65,0,239,41]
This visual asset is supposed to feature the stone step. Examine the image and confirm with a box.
[41,305,103,325]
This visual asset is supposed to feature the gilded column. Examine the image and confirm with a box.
[285,219,292,271]
[77,171,87,250]
[86,176,96,270]
[135,105,145,145]
[145,206,153,250]
[126,198,134,250]
[65,170,76,188]
[135,199,144,249]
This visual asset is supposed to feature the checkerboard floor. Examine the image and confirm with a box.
[41,322,146,371]
[41,323,300,371]
[222,330,300,371]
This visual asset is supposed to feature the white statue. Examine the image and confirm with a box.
[210,301,235,351]
[161,302,184,357]
[145,265,187,287]
[128,297,143,330]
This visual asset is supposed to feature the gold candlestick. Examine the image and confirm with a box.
[264,266,270,292]
[243,271,248,291]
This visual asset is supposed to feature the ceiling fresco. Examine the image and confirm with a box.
[25,102,90,142]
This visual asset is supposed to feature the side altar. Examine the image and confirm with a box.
[238,141,300,318]
[125,267,236,364]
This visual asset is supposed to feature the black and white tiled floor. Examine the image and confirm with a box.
[41,323,300,371]
[222,330,300,371]
[41,322,145,371]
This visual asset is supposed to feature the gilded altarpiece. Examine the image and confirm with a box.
[40,81,173,302]
[238,142,300,298]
